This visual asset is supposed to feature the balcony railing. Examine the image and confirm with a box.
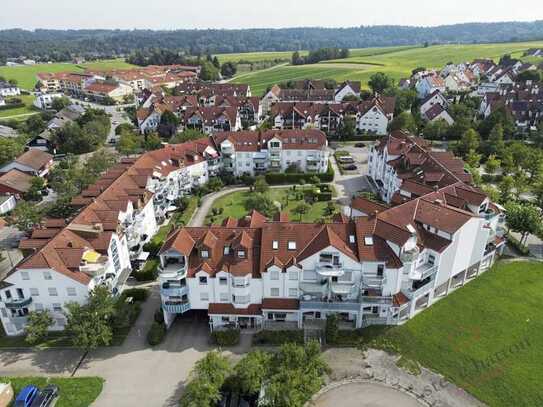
[4,297,33,309]
[300,299,361,312]
[405,277,434,299]
[362,275,385,287]
[161,285,189,297]
[159,262,186,278]
[410,264,437,281]
[361,316,389,327]
[162,301,191,314]
[360,295,392,305]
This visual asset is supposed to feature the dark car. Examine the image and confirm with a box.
[343,164,358,171]
[354,142,365,148]
[14,385,38,407]
[30,384,59,407]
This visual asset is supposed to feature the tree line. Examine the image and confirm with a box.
[291,48,349,65]
[2,22,543,60]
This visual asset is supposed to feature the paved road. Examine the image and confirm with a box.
[0,285,251,407]
[313,382,424,407]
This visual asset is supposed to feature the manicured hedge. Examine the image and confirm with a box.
[253,330,304,345]
[147,321,167,346]
[134,258,159,282]
[120,288,149,302]
[211,328,240,346]
[0,102,25,111]
[265,161,334,185]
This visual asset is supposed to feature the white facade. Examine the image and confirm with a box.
[358,106,389,135]
[33,93,64,110]
[0,195,16,214]
[0,83,21,97]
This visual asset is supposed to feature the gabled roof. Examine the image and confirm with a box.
[297,225,359,262]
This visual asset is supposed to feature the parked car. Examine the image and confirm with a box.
[14,385,38,407]
[30,384,59,407]
[337,156,354,164]
[343,164,358,171]
[354,142,365,148]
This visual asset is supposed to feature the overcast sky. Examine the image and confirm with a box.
[2,0,543,30]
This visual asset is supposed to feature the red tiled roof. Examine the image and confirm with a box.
[208,303,262,315]
[262,298,299,310]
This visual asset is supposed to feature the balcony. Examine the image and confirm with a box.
[159,258,186,278]
[362,274,385,288]
[300,298,361,312]
[409,263,437,281]
[361,316,389,327]
[162,301,191,314]
[4,297,33,309]
[316,262,344,277]
[405,275,435,299]
[161,283,189,297]
[360,295,392,305]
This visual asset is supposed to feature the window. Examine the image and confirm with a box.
[428,254,436,265]
[199,276,208,285]
[289,288,298,298]
[288,271,297,281]
[222,316,230,322]
[272,241,279,250]
[48,287,58,297]
[270,270,279,280]
[200,292,209,301]
[21,271,30,280]
[52,303,62,312]
[377,264,384,277]
[270,288,280,297]
[219,277,228,285]
[201,250,209,259]
[364,236,374,246]
[219,293,229,302]
[4,290,11,300]
[34,303,43,311]
[67,287,77,297]
[29,288,39,297]
[288,241,296,250]
[349,235,355,244]
[238,250,246,258]
[223,246,230,255]
[43,271,52,280]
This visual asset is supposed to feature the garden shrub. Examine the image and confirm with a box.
[154,308,165,324]
[121,288,149,302]
[325,314,339,344]
[211,328,240,346]
[147,321,166,346]
[253,330,304,345]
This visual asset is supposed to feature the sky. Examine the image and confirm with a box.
[2,0,543,30]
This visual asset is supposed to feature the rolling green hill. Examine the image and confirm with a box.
[0,59,134,90]
[231,41,543,95]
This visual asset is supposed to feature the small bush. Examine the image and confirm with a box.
[147,321,166,346]
[325,315,339,344]
[211,328,240,346]
[253,330,304,346]
[154,308,164,324]
[134,258,159,282]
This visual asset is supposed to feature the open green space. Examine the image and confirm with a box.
[206,187,337,225]
[0,94,38,119]
[380,261,543,407]
[0,376,104,407]
[231,41,543,95]
[0,59,134,90]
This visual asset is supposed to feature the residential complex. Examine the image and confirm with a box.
[156,131,505,332]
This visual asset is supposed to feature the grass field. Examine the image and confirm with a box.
[382,261,543,407]
[0,376,104,407]
[206,187,337,225]
[0,94,39,119]
[231,41,543,95]
[0,59,134,90]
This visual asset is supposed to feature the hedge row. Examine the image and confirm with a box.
[265,161,334,185]
[506,233,530,256]
[253,330,304,346]
[147,321,167,346]
[211,328,240,346]
[0,102,26,111]
[120,288,149,302]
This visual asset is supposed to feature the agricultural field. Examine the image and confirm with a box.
[231,41,543,95]
[0,59,134,90]
[382,261,543,407]
[216,50,308,64]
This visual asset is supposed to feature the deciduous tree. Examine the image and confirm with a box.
[25,311,53,345]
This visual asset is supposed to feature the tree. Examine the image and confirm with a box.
[233,351,272,396]
[9,202,42,233]
[0,137,24,167]
[423,119,449,140]
[339,116,356,139]
[498,175,515,203]
[65,286,116,350]
[504,202,543,245]
[368,72,394,94]
[220,62,237,78]
[51,96,71,112]
[458,129,481,157]
[325,314,339,344]
[157,110,179,138]
[465,149,481,168]
[512,171,530,200]
[389,112,417,134]
[481,184,500,203]
[117,130,141,156]
[293,202,311,221]
[25,311,53,345]
[200,61,220,81]
[291,51,304,65]
[516,70,540,82]
[485,155,501,175]
[245,193,276,217]
[254,176,269,194]
[143,133,162,151]
[487,124,505,157]
[501,150,515,175]
[170,128,205,144]
[24,177,46,202]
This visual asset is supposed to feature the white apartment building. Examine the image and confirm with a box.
[157,183,505,332]
[214,130,330,176]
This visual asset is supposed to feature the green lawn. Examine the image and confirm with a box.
[206,187,337,225]
[0,59,134,90]
[0,377,104,407]
[231,40,543,95]
[381,261,543,407]
[0,94,39,119]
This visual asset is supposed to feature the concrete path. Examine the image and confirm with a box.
[0,285,251,407]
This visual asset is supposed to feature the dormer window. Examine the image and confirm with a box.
[272,241,279,250]
[201,250,209,259]
[349,235,355,244]
[238,250,246,258]
[364,237,374,246]
[377,264,384,276]
[223,246,230,255]
[288,241,296,250]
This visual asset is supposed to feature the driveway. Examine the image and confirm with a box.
[0,285,251,407]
